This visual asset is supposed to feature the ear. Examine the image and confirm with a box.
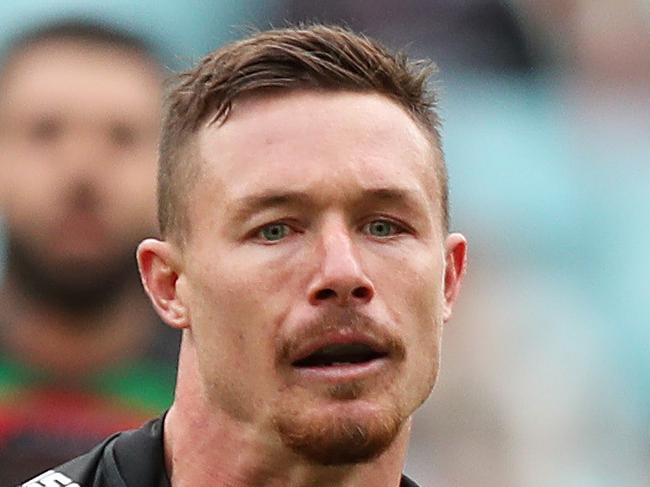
[442,233,468,323]
[136,238,190,329]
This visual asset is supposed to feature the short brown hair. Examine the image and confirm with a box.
[159,24,448,242]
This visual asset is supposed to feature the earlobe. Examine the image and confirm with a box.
[136,238,190,329]
[442,233,468,322]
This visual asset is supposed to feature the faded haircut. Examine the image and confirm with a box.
[159,24,449,243]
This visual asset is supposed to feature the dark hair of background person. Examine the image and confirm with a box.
[0,18,163,80]
[159,24,450,246]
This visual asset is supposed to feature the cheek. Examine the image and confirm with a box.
[410,261,445,356]
[186,252,289,371]
[104,154,157,231]
[221,243,307,313]
[2,161,57,207]
[188,279,260,410]
[1,171,60,239]
[373,247,444,325]
[407,257,445,385]
[185,253,296,419]
[112,147,156,195]
[374,249,443,375]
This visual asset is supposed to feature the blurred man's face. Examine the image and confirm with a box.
[0,39,161,311]
[176,90,465,464]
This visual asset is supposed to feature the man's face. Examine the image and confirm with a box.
[178,91,462,463]
[0,40,160,309]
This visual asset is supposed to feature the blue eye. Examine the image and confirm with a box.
[365,219,401,237]
[258,223,290,241]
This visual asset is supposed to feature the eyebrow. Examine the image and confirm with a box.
[229,187,429,222]
[355,187,432,220]
[227,191,309,222]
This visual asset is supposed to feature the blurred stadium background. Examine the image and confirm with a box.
[1,1,648,486]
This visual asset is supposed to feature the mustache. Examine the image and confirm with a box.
[278,308,406,364]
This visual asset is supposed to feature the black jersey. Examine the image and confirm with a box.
[18,416,422,487]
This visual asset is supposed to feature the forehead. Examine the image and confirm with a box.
[0,39,161,121]
[191,90,441,219]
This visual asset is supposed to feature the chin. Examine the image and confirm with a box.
[273,397,404,466]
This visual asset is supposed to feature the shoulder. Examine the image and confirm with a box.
[401,474,423,487]
[17,433,117,487]
[17,416,167,487]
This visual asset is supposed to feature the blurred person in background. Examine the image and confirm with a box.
[0,19,179,485]
[515,0,650,83]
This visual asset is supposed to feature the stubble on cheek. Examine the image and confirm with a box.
[192,319,261,423]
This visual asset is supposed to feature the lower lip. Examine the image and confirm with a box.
[291,357,389,383]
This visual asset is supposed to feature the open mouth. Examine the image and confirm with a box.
[292,343,388,368]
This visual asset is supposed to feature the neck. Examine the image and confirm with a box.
[164,340,410,487]
[0,276,156,378]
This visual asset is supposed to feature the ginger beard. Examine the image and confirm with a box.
[270,309,439,466]
[272,387,403,466]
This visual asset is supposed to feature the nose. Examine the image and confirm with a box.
[51,130,106,212]
[307,223,375,307]
[60,127,104,173]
